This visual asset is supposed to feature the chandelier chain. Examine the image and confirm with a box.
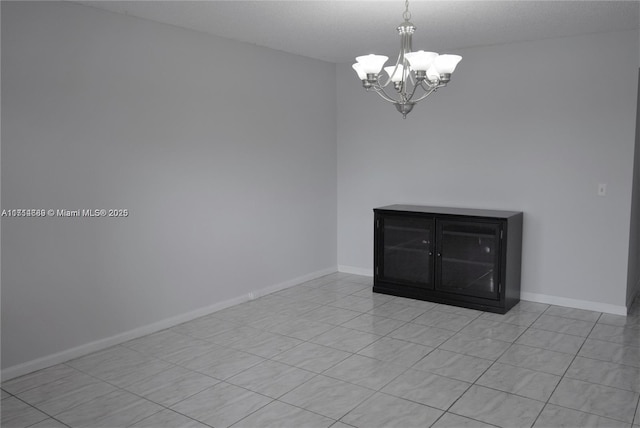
[403,0,411,21]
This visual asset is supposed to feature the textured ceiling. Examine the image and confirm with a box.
[76,1,640,63]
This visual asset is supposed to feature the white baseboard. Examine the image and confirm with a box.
[338,265,373,277]
[337,265,627,316]
[520,292,627,316]
[1,266,338,381]
[250,266,338,298]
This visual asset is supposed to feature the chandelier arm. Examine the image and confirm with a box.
[399,29,411,88]
[420,80,440,91]
[371,85,403,104]
[404,79,422,103]
[399,69,415,96]
[377,75,394,89]
[409,85,439,103]
[421,79,442,91]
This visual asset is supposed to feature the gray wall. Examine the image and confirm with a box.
[628,69,640,307]
[2,2,337,371]
[337,29,638,312]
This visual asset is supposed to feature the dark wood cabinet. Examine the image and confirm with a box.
[374,205,523,314]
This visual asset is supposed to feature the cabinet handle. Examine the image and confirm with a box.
[428,251,433,256]
[437,253,442,257]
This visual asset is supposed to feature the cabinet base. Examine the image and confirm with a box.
[373,285,517,315]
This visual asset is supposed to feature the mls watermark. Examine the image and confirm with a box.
[1,209,129,218]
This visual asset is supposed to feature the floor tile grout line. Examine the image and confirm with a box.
[66,358,291,428]
[554,370,640,394]
[528,327,598,343]
[335,388,444,426]
[226,397,339,428]
[197,389,275,428]
[319,355,415,394]
[24,415,72,428]
[540,305,604,322]
[533,306,639,425]
[572,341,640,368]
[295,332,410,390]
[264,345,353,375]
[200,313,361,375]
[529,309,622,428]
[3,392,68,428]
[484,357,565,378]
[278,373,379,424]
[437,306,578,427]
[58,355,278,428]
[6,362,118,402]
[632,393,640,427]
[562,353,640,383]
[437,323,541,425]
[128,406,216,428]
[431,410,503,428]
[532,399,638,426]
[52,363,181,420]
[211,320,365,399]
[380,308,526,425]
[332,422,356,428]
[415,334,640,423]
[526,324,596,340]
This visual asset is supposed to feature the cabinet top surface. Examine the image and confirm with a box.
[374,204,522,219]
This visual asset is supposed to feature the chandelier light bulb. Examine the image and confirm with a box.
[433,54,462,74]
[404,51,438,72]
[384,64,407,83]
[355,54,389,75]
[351,63,367,80]
[426,66,440,81]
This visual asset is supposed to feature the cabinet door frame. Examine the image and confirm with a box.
[434,218,503,301]
[375,212,435,289]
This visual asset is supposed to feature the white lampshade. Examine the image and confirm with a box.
[352,63,367,80]
[384,64,407,83]
[355,54,389,75]
[426,66,440,81]
[433,54,462,74]
[404,51,438,72]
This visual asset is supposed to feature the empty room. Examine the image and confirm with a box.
[2,1,640,427]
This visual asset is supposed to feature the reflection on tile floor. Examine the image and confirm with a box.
[2,273,640,427]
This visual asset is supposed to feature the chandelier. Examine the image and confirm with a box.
[352,0,462,118]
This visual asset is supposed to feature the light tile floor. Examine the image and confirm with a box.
[3,273,640,428]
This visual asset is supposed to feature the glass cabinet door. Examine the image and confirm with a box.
[378,215,434,288]
[435,220,501,300]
